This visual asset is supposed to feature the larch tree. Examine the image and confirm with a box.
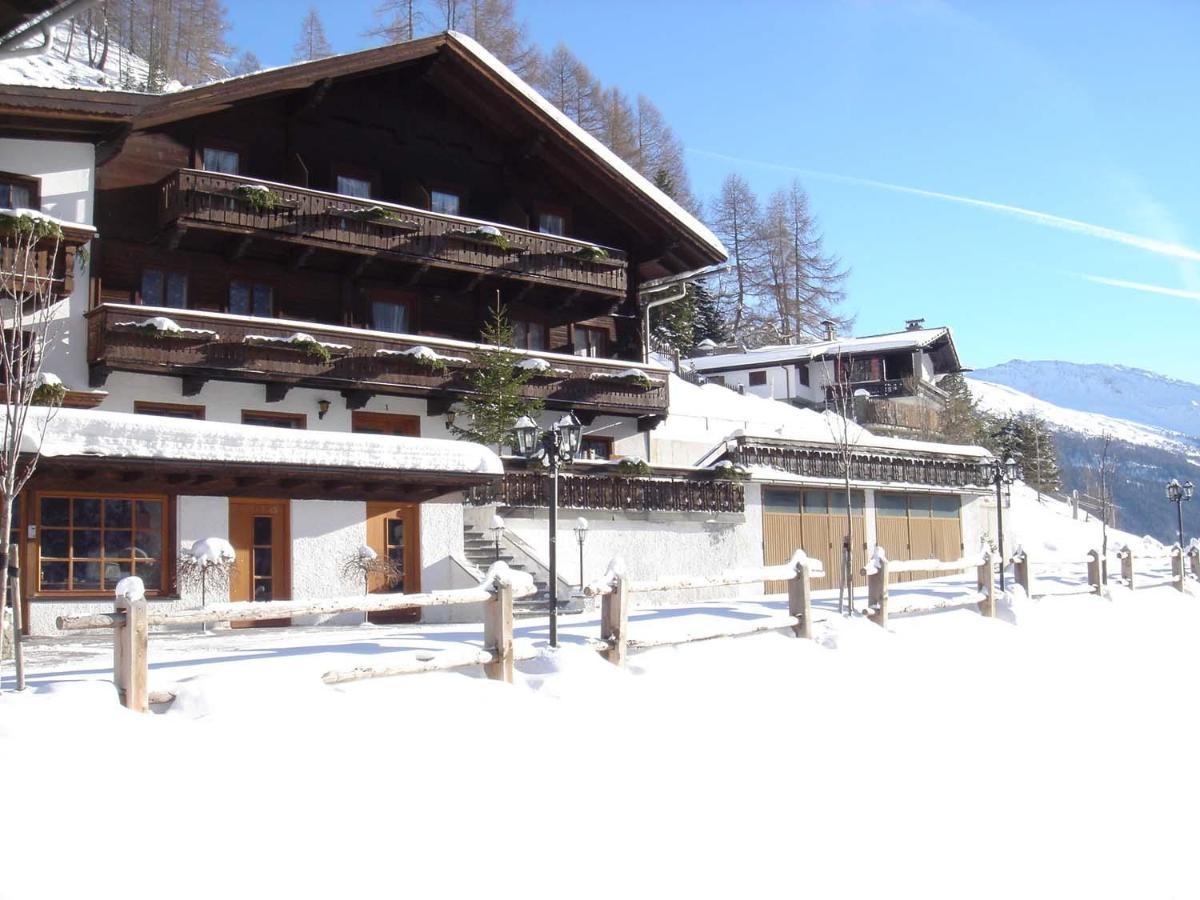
[709,173,764,339]
[229,49,261,76]
[294,6,333,62]
[368,0,425,43]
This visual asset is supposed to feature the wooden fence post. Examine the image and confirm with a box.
[600,574,628,666]
[866,555,889,628]
[113,596,148,713]
[1171,546,1185,593]
[1188,546,1200,581]
[1086,550,1102,595]
[977,550,996,617]
[1119,547,1134,589]
[1012,548,1031,597]
[788,554,812,640]
[483,579,514,683]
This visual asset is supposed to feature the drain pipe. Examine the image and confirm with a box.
[638,262,728,365]
[0,0,103,58]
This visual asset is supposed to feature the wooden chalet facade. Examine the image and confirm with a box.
[0,32,727,633]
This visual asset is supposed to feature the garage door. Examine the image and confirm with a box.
[762,487,867,593]
[874,493,963,581]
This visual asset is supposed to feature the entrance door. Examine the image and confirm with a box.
[229,499,290,627]
[365,502,421,625]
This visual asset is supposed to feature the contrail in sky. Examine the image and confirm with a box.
[688,148,1200,264]
[1077,273,1200,302]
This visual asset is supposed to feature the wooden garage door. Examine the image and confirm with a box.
[763,488,866,593]
[874,493,962,581]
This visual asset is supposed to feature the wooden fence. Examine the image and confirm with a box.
[1010,544,1198,597]
[56,565,536,712]
[860,550,995,628]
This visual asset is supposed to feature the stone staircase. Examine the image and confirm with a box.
[462,524,583,618]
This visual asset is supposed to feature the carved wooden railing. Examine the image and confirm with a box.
[467,470,745,514]
[157,169,628,296]
[86,303,669,416]
[731,437,987,489]
[0,225,91,299]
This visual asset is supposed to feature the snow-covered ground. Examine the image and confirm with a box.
[0,20,152,90]
[4,484,1197,899]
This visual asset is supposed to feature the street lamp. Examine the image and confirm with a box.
[1166,478,1194,549]
[512,412,583,647]
[573,517,589,589]
[980,456,1019,591]
[488,513,505,563]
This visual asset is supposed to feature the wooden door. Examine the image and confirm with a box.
[931,494,964,561]
[762,488,865,594]
[364,502,421,625]
[874,493,912,582]
[229,499,290,627]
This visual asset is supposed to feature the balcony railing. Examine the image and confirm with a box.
[467,470,745,514]
[731,437,987,489]
[157,169,628,297]
[858,398,943,435]
[0,224,92,299]
[86,303,670,417]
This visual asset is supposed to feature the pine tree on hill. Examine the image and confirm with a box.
[294,6,333,62]
[937,373,982,445]
[449,300,543,454]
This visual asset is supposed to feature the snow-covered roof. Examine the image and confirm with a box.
[689,327,956,372]
[21,407,502,476]
[659,374,989,462]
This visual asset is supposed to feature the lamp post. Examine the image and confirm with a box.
[1166,478,1194,549]
[981,456,1018,591]
[513,412,583,648]
[573,517,589,589]
[488,513,505,563]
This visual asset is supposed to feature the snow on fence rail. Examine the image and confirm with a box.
[56,564,536,712]
[860,548,996,627]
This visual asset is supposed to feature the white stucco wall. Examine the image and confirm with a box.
[290,499,367,625]
[176,495,230,606]
[0,138,95,390]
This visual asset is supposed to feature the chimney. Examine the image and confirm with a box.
[905,318,926,331]
[821,319,837,341]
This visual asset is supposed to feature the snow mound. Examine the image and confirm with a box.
[114,576,144,602]
[189,537,235,567]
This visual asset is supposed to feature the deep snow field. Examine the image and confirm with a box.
[3,487,1198,900]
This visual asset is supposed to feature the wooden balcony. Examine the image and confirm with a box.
[157,169,628,297]
[86,303,670,417]
[467,469,745,514]
[1,223,92,299]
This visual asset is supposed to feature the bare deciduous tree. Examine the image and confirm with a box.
[293,6,333,62]
[709,173,764,338]
[815,349,864,615]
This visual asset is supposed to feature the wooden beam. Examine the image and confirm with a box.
[181,375,206,397]
[341,389,372,410]
[234,476,264,489]
[265,382,291,403]
[120,471,144,484]
[88,363,110,389]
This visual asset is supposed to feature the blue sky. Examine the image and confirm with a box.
[229,1,1200,383]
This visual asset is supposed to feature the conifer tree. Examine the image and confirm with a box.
[689,279,729,346]
[294,6,333,62]
[449,300,543,453]
[937,373,981,445]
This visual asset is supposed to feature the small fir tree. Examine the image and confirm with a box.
[937,373,982,444]
[449,300,543,454]
[690,278,730,346]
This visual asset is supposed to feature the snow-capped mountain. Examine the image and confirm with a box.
[970,360,1200,439]
[967,360,1200,544]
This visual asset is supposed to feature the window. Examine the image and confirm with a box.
[134,402,205,420]
[229,280,273,317]
[242,410,306,429]
[336,175,372,199]
[797,365,810,387]
[573,325,607,358]
[0,172,37,209]
[201,146,239,175]
[580,436,612,460]
[931,494,960,519]
[37,494,165,594]
[141,269,188,308]
[705,375,725,387]
[430,190,460,216]
[352,411,420,437]
[371,299,411,334]
[763,488,800,514]
[749,370,767,387]
[512,319,545,351]
[537,212,565,236]
[876,493,909,516]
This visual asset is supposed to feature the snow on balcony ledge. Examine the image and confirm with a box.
[113,316,219,339]
[375,345,471,366]
[588,368,663,389]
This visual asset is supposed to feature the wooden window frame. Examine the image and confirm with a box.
[228,277,275,318]
[511,316,547,351]
[33,491,170,598]
[0,170,40,208]
[134,401,206,420]
[195,138,245,175]
[332,162,379,199]
[572,324,608,358]
[428,183,466,217]
[139,267,189,308]
[351,411,421,437]
[241,409,307,429]
[749,370,768,387]
[580,435,613,460]
[796,364,810,387]
[534,205,570,237]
